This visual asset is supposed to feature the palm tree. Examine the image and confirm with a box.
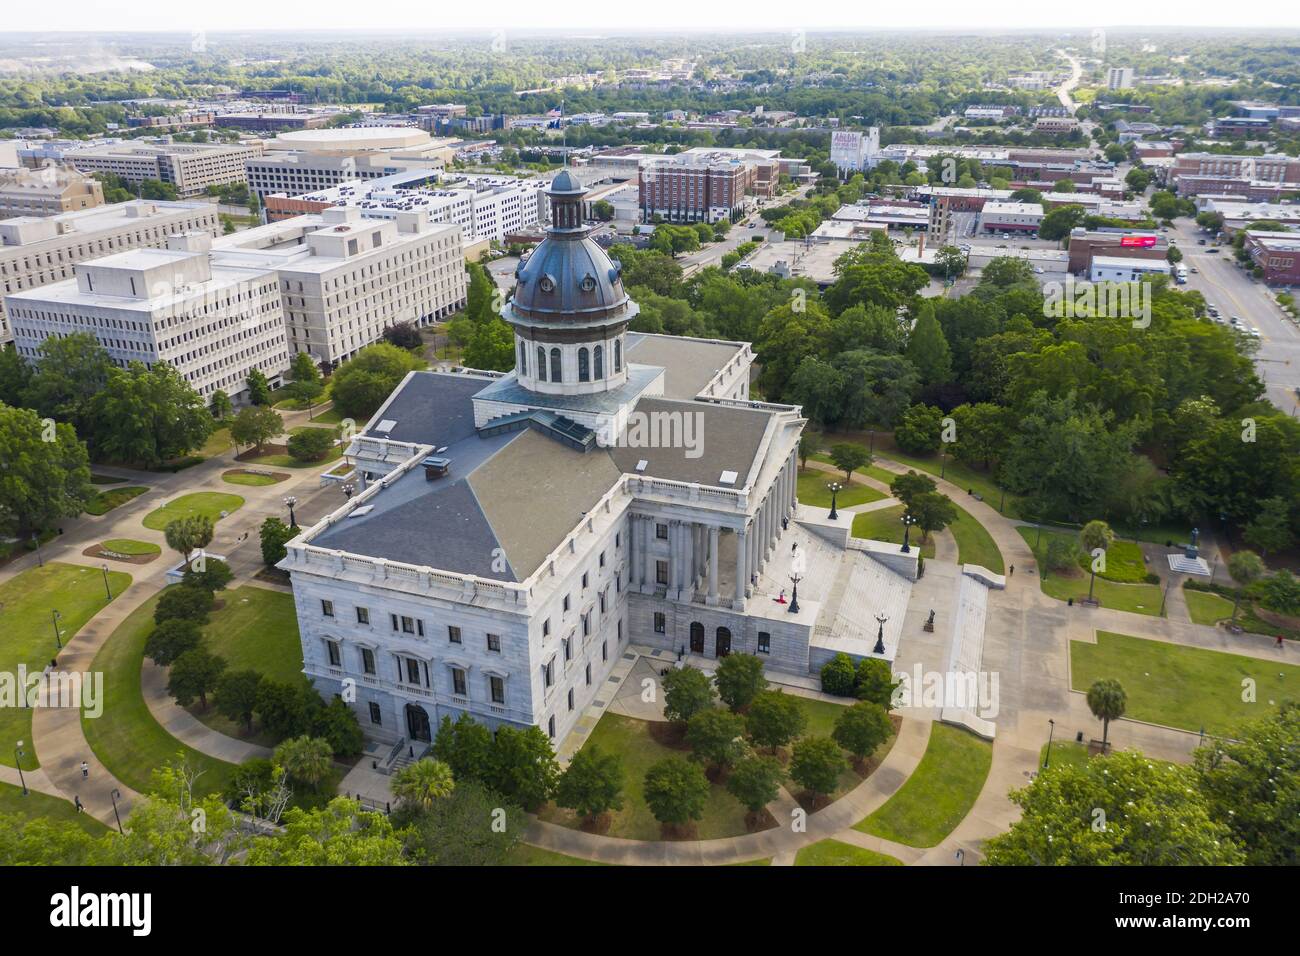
[273,736,334,791]
[1079,520,1114,604]
[1227,550,1266,622]
[1086,678,1127,750]
[391,758,455,810]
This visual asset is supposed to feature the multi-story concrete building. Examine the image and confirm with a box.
[1107,67,1135,90]
[0,199,219,345]
[1170,153,1300,195]
[279,171,916,755]
[210,205,466,367]
[262,168,547,244]
[0,164,104,219]
[215,112,333,133]
[60,141,262,196]
[246,153,447,203]
[5,233,289,403]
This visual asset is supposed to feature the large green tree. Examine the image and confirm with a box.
[0,402,93,536]
[92,361,213,467]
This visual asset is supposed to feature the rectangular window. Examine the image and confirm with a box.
[361,647,376,674]
[656,561,668,585]
[547,715,556,739]
[452,667,467,696]
[369,702,382,725]
[586,662,592,685]
[656,523,668,539]
[602,640,608,661]
[448,625,462,644]
[563,638,572,661]
[599,551,606,568]
[405,658,420,684]
[416,619,424,637]
[490,675,505,704]
[654,612,666,634]
[563,594,571,612]
[327,640,340,666]
[356,607,369,625]
[487,633,501,653]
[321,600,334,618]
[401,616,415,634]
[568,688,575,711]
[390,613,399,631]
[543,619,551,638]
[757,632,771,654]
[544,659,555,687]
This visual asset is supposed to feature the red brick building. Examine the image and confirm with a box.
[1243,230,1300,285]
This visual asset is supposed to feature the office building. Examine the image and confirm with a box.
[0,165,104,219]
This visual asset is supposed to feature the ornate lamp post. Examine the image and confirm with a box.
[51,609,62,650]
[1042,718,1056,769]
[873,612,888,655]
[341,482,356,500]
[900,513,917,554]
[100,563,112,601]
[789,546,806,615]
[283,496,299,529]
[110,788,124,834]
[826,481,843,521]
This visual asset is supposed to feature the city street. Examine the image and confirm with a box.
[1168,217,1300,414]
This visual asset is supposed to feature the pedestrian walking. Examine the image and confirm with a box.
[1009,565,1014,576]
[74,796,83,813]
[1278,634,1286,648]
[80,760,89,778]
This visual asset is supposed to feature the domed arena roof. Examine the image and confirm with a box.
[504,171,637,328]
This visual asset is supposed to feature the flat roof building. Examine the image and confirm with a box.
[1242,230,1300,286]
[0,199,220,344]
[6,237,289,403]
[59,140,262,196]
[210,205,467,367]
[0,164,103,219]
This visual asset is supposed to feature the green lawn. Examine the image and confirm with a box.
[538,713,755,840]
[142,492,244,530]
[0,563,131,770]
[1017,528,1162,615]
[81,592,237,797]
[503,844,609,866]
[198,427,234,459]
[1185,589,1236,626]
[188,586,302,742]
[84,485,148,516]
[1037,740,1091,773]
[795,838,902,866]
[854,723,992,848]
[797,469,886,509]
[949,503,1004,573]
[308,406,346,425]
[0,781,109,835]
[1070,630,1300,736]
[99,539,161,557]
[878,451,1021,518]
[222,471,282,487]
[851,505,936,558]
[243,443,343,470]
[809,454,896,488]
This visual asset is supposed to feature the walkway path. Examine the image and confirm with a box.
[523,717,934,865]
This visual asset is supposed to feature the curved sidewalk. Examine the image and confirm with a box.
[523,716,933,865]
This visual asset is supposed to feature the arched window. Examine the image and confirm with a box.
[537,346,547,382]
[594,344,604,379]
[578,347,590,382]
[518,342,527,376]
[614,338,622,372]
[550,347,563,383]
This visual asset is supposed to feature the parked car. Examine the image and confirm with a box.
[1207,247,1221,253]
[1198,238,1207,245]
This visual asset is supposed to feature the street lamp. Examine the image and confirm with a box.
[283,496,298,529]
[826,481,843,521]
[900,513,917,554]
[110,788,124,834]
[31,532,43,568]
[1043,718,1056,769]
[341,482,356,500]
[51,609,62,650]
[100,563,112,601]
[789,545,806,615]
[15,741,27,796]
[873,612,888,655]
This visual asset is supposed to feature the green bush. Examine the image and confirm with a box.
[820,652,857,696]
[286,427,337,462]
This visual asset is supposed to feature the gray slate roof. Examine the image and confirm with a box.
[625,333,745,399]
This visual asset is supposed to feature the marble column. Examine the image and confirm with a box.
[708,525,720,605]
[734,527,747,604]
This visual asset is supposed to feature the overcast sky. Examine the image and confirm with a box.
[3,1,1299,34]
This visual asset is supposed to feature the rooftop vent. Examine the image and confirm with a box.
[422,456,451,481]
[719,470,738,486]
[349,505,374,517]
[375,419,397,433]
[635,460,648,473]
